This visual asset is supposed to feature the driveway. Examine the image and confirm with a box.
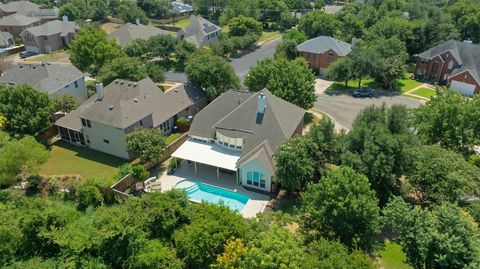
[314,94,423,130]
[314,78,334,94]
[165,38,282,83]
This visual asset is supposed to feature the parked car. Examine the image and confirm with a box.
[353,88,375,97]
[19,51,36,59]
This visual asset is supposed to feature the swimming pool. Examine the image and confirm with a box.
[175,180,249,213]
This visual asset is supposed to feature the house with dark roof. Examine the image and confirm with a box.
[171,90,305,193]
[55,78,207,159]
[0,62,87,102]
[415,40,480,96]
[177,15,221,48]
[108,21,170,47]
[0,1,40,18]
[297,36,353,76]
[20,18,78,53]
[0,13,39,36]
[171,1,193,16]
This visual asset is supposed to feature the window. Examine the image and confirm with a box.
[74,81,78,88]
[81,118,86,127]
[86,119,91,128]
[246,171,266,188]
[159,119,170,133]
[448,61,453,70]
[24,34,32,41]
[327,52,335,63]
[103,139,109,144]
[139,120,143,127]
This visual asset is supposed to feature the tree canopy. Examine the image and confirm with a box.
[97,56,148,85]
[126,128,167,163]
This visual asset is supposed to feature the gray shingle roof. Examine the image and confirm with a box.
[171,2,193,14]
[0,13,39,26]
[297,36,352,56]
[0,31,13,45]
[64,78,205,129]
[416,40,480,84]
[108,23,170,47]
[0,62,84,94]
[0,1,40,15]
[21,20,77,37]
[188,90,305,167]
[178,15,220,48]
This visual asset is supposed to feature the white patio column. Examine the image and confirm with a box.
[194,161,197,174]
[216,167,220,179]
[236,169,239,184]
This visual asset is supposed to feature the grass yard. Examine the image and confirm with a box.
[166,133,182,144]
[165,18,191,28]
[397,74,423,92]
[411,87,436,98]
[258,31,281,43]
[379,240,412,269]
[326,78,381,94]
[25,51,70,63]
[40,140,127,180]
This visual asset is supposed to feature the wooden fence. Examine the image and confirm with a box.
[110,174,135,198]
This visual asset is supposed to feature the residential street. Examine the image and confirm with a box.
[165,38,282,83]
[314,94,423,130]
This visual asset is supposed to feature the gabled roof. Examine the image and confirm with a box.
[0,62,84,94]
[0,13,39,26]
[297,36,352,56]
[0,31,12,43]
[108,23,170,47]
[417,40,480,85]
[189,90,305,167]
[171,2,193,14]
[75,78,205,129]
[0,1,40,15]
[178,15,220,48]
[21,20,77,37]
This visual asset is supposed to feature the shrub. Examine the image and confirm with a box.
[176,117,188,125]
[26,174,45,196]
[0,190,11,203]
[76,179,103,210]
[131,164,149,181]
[48,178,58,196]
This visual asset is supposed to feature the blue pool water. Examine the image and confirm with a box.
[175,180,249,213]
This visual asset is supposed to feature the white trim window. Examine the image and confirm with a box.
[159,119,170,133]
[246,171,266,188]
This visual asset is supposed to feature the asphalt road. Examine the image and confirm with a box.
[165,38,282,83]
[314,94,423,130]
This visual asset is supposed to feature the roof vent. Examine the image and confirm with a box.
[120,81,124,85]
[133,98,138,102]
[109,105,114,110]
[128,82,132,86]
[114,79,119,84]
[133,82,137,87]
[41,62,46,66]
[19,65,23,68]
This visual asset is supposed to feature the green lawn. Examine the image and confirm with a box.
[398,74,423,92]
[165,18,191,28]
[40,140,127,180]
[327,78,381,94]
[166,133,182,144]
[379,240,412,269]
[411,87,436,98]
[258,31,281,43]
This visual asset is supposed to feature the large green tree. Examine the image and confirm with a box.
[298,11,340,38]
[300,166,381,250]
[97,56,148,85]
[228,16,263,37]
[126,128,167,163]
[414,88,480,156]
[245,58,317,109]
[58,3,81,21]
[115,1,149,24]
[185,51,240,100]
[404,145,480,206]
[69,26,122,75]
[0,84,54,137]
[384,197,480,269]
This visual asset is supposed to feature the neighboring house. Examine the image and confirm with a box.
[172,90,305,193]
[0,0,40,18]
[177,15,221,48]
[171,1,193,16]
[0,62,87,102]
[27,7,59,24]
[108,20,170,47]
[297,36,353,76]
[20,18,78,53]
[0,31,14,47]
[55,78,207,159]
[0,13,39,36]
[415,40,480,96]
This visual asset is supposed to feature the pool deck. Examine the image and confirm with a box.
[158,162,270,218]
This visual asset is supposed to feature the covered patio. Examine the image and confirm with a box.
[171,139,241,180]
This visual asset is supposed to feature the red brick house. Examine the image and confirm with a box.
[297,36,353,76]
[415,40,480,96]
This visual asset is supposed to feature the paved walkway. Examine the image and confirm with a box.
[158,162,270,218]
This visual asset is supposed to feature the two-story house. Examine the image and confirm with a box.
[177,15,221,48]
[108,20,170,47]
[297,36,353,76]
[21,18,77,53]
[415,40,480,96]
[0,62,87,102]
[172,90,305,193]
[55,78,207,159]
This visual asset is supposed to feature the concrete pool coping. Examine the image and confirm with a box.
[159,163,270,218]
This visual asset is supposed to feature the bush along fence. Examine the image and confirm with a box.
[110,133,189,197]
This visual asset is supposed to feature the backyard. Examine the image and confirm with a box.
[40,140,127,180]
[24,51,71,63]
[379,240,412,269]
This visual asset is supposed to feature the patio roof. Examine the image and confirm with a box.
[172,140,240,171]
